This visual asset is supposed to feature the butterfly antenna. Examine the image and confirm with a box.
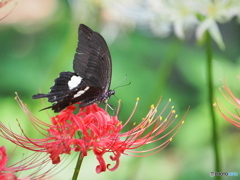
[113,74,131,91]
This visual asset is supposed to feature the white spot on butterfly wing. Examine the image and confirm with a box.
[68,76,82,90]
[73,86,90,98]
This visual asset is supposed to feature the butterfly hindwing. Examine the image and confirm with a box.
[50,86,103,112]
[33,71,82,103]
[33,71,102,112]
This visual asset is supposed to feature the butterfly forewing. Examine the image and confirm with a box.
[73,24,112,91]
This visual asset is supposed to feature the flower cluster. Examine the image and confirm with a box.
[72,0,240,49]
[214,78,240,127]
[0,95,187,175]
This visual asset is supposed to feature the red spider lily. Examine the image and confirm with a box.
[0,146,7,171]
[214,78,240,127]
[0,95,188,174]
[0,144,66,180]
[0,145,41,180]
[0,146,21,180]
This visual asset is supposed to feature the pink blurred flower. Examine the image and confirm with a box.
[0,144,60,179]
[0,173,17,180]
[0,146,17,180]
[0,146,29,180]
[214,78,240,127]
[0,0,13,8]
[0,95,187,173]
[0,146,8,172]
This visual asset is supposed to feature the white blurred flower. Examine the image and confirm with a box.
[70,0,240,48]
[229,0,240,22]
[195,0,237,50]
[148,0,199,39]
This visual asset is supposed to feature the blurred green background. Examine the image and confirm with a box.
[1,1,240,180]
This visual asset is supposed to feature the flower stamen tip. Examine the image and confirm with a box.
[182,121,185,124]
[170,137,173,141]
[169,98,172,102]
[117,121,122,126]
[148,118,152,123]
[136,97,140,101]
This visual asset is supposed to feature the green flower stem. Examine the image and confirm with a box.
[206,31,221,179]
[72,152,84,180]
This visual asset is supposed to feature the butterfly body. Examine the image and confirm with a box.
[33,24,114,112]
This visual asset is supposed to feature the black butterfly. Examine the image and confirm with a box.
[32,24,115,113]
